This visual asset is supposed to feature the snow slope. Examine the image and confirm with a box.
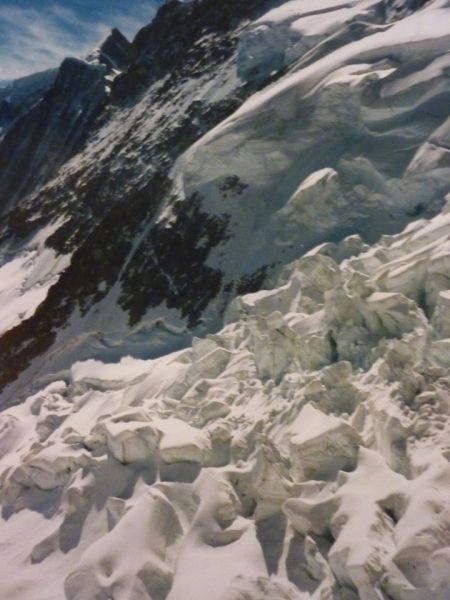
[0,221,71,335]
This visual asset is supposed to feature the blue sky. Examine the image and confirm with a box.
[0,0,163,81]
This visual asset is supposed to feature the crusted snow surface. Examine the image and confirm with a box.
[2,206,450,599]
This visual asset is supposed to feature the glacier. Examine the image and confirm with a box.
[2,195,450,599]
[0,0,449,598]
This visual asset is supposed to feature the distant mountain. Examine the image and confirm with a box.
[0,26,135,137]
[0,69,57,135]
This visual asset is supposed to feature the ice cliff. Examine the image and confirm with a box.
[0,0,450,598]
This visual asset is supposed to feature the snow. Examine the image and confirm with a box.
[171,0,450,303]
[156,417,211,464]
[256,0,377,24]
[290,1,381,37]
[2,204,450,597]
[230,1,450,120]
[71,356,155,386]
[0,222,70,335]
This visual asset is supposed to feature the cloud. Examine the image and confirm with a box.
[0,1,160,81]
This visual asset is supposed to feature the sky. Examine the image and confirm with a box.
[0,0,163,81]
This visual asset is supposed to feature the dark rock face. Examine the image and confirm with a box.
[0,58,107,212]
[119,193,230,328]
[0,172,170,392]
[87,28,135,70]
[0,69,57,135]
[133,0,276,66]
[113,0,279,99]
[0,25,136,215]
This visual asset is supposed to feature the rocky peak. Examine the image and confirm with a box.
[113,0,278,97]
[0,57,107,213]
[87,28,135,71]
[0,69,57,136]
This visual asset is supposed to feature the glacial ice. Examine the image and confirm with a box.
[1,205,450,598]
